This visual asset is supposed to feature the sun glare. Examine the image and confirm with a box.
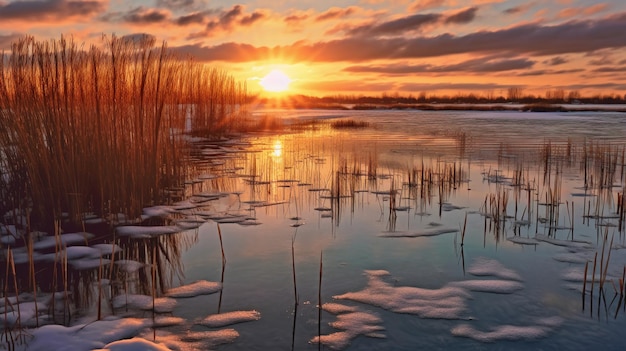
[259,69,292,93]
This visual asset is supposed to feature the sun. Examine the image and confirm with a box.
[259,69,292,93]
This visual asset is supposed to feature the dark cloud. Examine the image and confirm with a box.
[176,12,208,26]
[589,56,614,65]
[240,11,266,26]
[315,7,356,22]
[172,12,626,63]
[156,0,206,12]
[172,42,273,61]
[503,2,535,15]
[122,7,170,24]
[344,57,535,74]
[517,68,585,76]
[347,13,442,36]
[339,8,478,37]
[395,13,626,58]
[592,66,626,73]
[0,0,105,20]
[544,56,568,66]
[444,7,478,25]
[284,13,308,25]
[196,5,266,36]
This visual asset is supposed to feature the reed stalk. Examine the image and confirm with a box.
[0,35,248,232]
[318,251,323,351]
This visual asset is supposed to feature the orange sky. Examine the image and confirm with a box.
[1,0,625,98]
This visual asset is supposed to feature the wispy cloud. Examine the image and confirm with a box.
[557,3,609,19]
[343,56,535,74]
[0,0,106,21]
[120,7,171,24]
[171,12,626,63]
[408,0,447,12]
[315,6,358,22]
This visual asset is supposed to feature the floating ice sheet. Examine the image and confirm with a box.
[322,303,358,314]
[116,225,181,239]
[32,232,94,250]
[506,236,539,245]
[98,337,171,351]
[311,311,385,350]
[27,317,148,351]
[380,228,459,238]
[451,317,564,342]
[334,270,470,320]
[166,280,222,298]
[197,310,261,327]
[535,235,593,249]
[112,294,177,313]
[467,257,523,281]
[448,280,524,294]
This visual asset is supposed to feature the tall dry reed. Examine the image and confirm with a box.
[0,35,248,232]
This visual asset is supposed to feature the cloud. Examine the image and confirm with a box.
[557,3,609,19]
[315,6,357,22]
[592,66,626,73]
[444,7,478,24]
[156,0,207,12]
[516,68,585,76]
[408,0,447,12]
[176,11,210,26]
[338,7,479,37]
[346,13,442,36]
[284,12,309,25]
[191,5,267,37]
[544,56,568,66]
[122,7,171,24]
[171,12,626,63]
[0,0,106,21]
[344,57,535,74]
[503,2,535,15]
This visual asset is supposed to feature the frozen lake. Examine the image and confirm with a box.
[6,108,626,350]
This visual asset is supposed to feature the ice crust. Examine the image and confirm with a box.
[165,280,222,298]
[380,228,459,238]
[198,310,261,327]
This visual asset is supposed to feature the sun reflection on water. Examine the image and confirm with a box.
[272,139,282,157]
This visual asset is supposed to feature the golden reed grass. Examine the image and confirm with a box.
[0,35,248,232]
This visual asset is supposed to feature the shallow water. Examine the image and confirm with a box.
[8,109,626,350]
[160,109,626,350]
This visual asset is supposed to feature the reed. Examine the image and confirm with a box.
[318,251,323,351]
[291,234,298,306]
[0,35,248,233]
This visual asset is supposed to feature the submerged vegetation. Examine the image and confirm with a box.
[0,35,248,232]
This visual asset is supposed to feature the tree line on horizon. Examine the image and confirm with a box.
[260,87,626,108]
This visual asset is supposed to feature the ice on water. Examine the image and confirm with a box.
[467,257,524,281]
[452,316,564,342]
[197,310,261,327]
[112,294,177,313]
[165,280,222,298]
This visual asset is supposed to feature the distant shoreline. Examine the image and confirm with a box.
[261,102,626,113]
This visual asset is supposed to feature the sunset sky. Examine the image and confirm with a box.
[1,0,626,98]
